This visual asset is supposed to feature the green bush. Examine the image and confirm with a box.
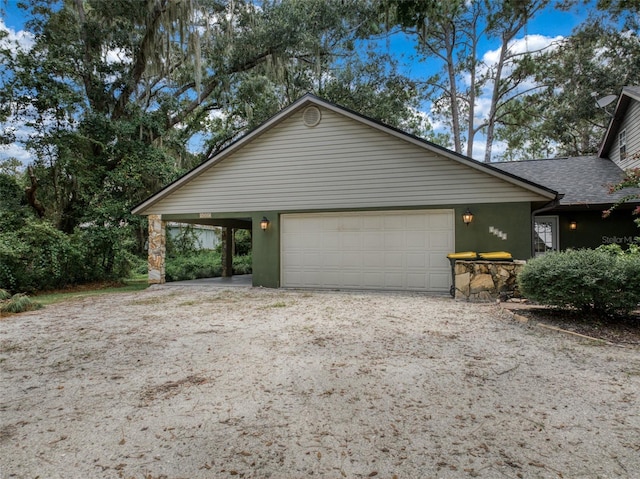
[165,251,252,282]
[1,293,43,314]
[233,254,252,274]
[518,248,640,317]
[0,219,84,293]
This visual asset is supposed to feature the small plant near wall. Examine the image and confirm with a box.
[518,248,640,318]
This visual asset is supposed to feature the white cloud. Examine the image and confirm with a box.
[0,18,34,54]
[482,34,564,66]
[0,142,32,163]
[471,138,508,163]
[103,46,131,65]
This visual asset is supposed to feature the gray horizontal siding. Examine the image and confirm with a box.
[144,107,549,215]
[612,100,640,170]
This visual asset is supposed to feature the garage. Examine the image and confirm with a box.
[281,210,454,292]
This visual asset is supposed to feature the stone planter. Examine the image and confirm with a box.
[454,260,526,302]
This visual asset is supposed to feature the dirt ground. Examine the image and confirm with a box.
[1,286,639,479]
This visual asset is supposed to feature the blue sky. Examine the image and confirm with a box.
[0,1,599,164]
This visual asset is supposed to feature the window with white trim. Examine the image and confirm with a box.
[534,216,559,256]
[619,129,626,159]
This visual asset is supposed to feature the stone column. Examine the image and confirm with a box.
[148,214,166,284]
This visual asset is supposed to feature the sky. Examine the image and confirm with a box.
[0,1,600,165]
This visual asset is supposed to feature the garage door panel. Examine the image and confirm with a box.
[407,273,427,289]
[429,252,450,268]
[362,216,383,229]
[406,253,426,268]
[281,210,454,292]
[406,231,426,249]
[362,253,380,267]
[342,233,361,250]
[323,253,341,267]
[384,272,404,288]
[363,272,384,287]
[428,211,453,229]
[429,231,454,249]
[384,253,403,268]
[430,273,450,289]
[384,231,404,248]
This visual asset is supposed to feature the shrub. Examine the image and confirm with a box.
[165,251,252,282]
[0,219,84,293]
[518,248,640,317]
[233,254,252,275]
[1,293,43,314]
[166,251,222,282]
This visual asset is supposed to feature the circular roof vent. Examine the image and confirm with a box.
[302,106,321,127]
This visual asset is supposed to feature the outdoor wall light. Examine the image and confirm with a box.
[569,220,577,231]
[462,208,474,226]
[260,216,270,231]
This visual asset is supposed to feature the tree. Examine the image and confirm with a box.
[383,0,550,161]
[496,20,640,160]
[1,0,420,286]
[603,156,640,228]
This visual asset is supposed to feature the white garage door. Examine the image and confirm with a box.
[281,210,454,292]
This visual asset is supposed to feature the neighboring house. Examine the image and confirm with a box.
[132,92,638,292]
[167,222,220,250]
[494,86,640,255]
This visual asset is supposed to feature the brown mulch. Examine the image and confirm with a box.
[511,306,640,346]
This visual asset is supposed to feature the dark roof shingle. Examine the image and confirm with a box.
[492,156,638,205]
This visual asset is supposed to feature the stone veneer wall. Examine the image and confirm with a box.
[148,214,166,284]
[454,260,526,301]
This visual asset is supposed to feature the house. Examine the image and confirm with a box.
[132,92,638,293]
[133,94,558,292]
[167,222,220,250]
[493,86,640,254]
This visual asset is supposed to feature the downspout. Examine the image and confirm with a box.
[530,195,563,258]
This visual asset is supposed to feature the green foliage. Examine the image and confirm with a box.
[0,218,80,292]
[603,165,640,228]
[232,254,252,275]
[0,293,43,314]
[234,229,252,257]
[167,224,202,258]
[596,243,640,255]
[0,216,136,294]
[497,22,640,160]
[0,288,11,300]
[518,249,640,317]
[165,251,252,282]
[0,173,29,230]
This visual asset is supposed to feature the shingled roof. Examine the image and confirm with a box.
[492,156,638,206]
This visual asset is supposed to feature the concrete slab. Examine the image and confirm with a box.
[163,274,253,287]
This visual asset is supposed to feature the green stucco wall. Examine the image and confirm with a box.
[161,202,536,289]
[557,209,639,250]
[454,202,532,260]
[251,212,281,288]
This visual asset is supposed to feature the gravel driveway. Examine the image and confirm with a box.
[1,286,639,478]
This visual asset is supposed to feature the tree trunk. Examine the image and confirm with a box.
[483,37,509,163]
